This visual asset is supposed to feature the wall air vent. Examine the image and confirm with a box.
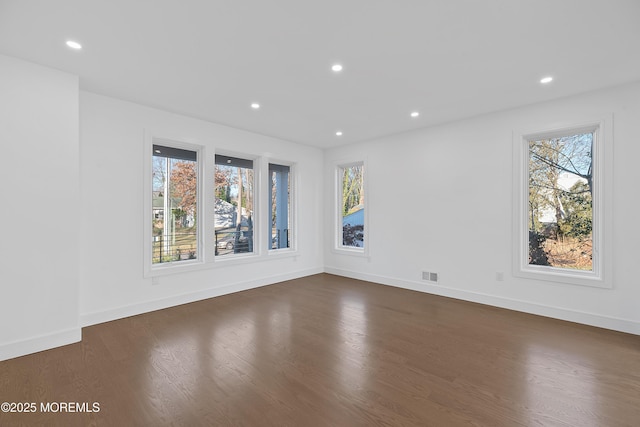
[422,271,439,283]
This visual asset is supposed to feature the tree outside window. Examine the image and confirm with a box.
[528,132,593,271]
[152,145,198,264]
[269,163,291,250]
[340,164,364,248]
[214,155,254,256]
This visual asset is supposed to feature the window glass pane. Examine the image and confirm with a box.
[528,132,593,271]
[341,164,364,248]
[269,164,290,250]
[215,155,254,256]
[152,145,198,264]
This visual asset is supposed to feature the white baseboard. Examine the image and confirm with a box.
[325,267,640,336]
[80,267,324,327]
[0,327,81,362]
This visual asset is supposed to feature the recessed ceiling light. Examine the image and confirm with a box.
[410,111,420,118]
[66,40,82,50]
[540,76,553,84]
[331,64,343,72]
[336,131,343,136]
[251,103,260,109]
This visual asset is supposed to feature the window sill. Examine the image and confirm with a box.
[332,246,369,258]
[145,249,302,279]
[147,259,207,278]
[514,265,612,289]
[213,252,262,267]
[268,248,298,259]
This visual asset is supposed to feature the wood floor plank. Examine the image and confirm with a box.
[1,273,639,426]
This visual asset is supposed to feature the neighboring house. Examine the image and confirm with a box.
[343,205,364,227]
[215,198,252,229]
[153,191,165,220]
[215,198,236,228]
[342,205,364,247]
[156,196,252,230]
[153,191,195,227]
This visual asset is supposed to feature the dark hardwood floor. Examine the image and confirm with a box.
[1,273,639,426]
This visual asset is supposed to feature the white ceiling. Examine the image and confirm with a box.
[1,0,639,149]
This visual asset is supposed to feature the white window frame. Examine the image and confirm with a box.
[145,135,300,276]
[512,117,613,288]
[213,150,261,263]
[144,136,208,277]
[267,160,297,255]
[334,159,368,256]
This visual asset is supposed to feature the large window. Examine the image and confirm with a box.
[269,163,291,250]
[214,155,254,257]
[528,132,594,271]
[513,120,612,288]
[145,139,298,276]
[152,144,198,264]
[338,162,365,251]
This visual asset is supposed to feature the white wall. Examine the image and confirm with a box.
[79,92,324,326]
[324,82,640,335]
[2,50,636,362]
[0,54,81,360]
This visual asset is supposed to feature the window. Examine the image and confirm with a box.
[269,163,291,250]
[513,119,612,288]
[145,139,286,275]
[214,155,255,257]
[337,162,365,251]
[152,144,199,264]
[528,132,594,271]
